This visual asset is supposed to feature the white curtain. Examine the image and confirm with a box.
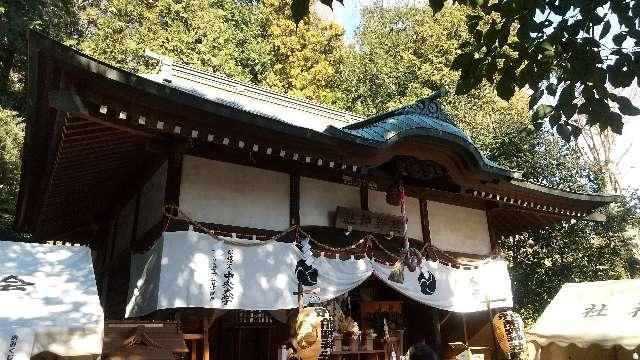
[127,230,513,317]
[0,241,103,360]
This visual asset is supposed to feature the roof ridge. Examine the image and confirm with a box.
[345,88,454,130]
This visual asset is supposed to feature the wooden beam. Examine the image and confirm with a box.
[84,103,163,140]
[131,192,141,248]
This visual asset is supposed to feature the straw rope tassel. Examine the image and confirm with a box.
[388,185,408,284]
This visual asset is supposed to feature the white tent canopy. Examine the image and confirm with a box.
[0,241,104,360]
[126,230,513,317]
[527,279,640,350]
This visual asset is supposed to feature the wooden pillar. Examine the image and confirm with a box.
[431,308,442,354]
[203,316,210,360]
[360,185,369,211]
[190,339,197,360]
[290,174,300,226]
[485,204,500,251]
[419,199,431,244]
[165,141,185,207]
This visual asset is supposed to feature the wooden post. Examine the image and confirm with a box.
[190,340,197,360]
[203,316,210,360]
[431,308,442,355]
[297,283,304,312]
[462,313,473,360]
[290,174,300,226]
[484,295,504,360]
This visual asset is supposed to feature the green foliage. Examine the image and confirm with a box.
[333,5,533,165]
[502,193,640,326]
[81,0,345,104]
[498,131,639,326]
[445,0,640,139]
[0,0,87,110]
[0,107,25,239]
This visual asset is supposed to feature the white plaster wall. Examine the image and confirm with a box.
[427,201,491,255]
[368,190,423,240]
[136,161,167,238]
[299,178,422,240]
[179,156,290,230]
[300,177,360,226]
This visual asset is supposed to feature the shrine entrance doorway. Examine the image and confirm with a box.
[212,310,289,360]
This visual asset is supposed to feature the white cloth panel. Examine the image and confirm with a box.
[126,231,369,315]
[373,260,513,312]
[127,231,513,317]
[428,201,491,255]
[0,241,103,359]
[126,239,163,317]
[179,156,290,230]
[528,279,640,350]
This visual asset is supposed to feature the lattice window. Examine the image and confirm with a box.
[234,310,274,325]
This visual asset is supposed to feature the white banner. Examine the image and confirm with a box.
[0,241,103,359]
[126,231,512,317]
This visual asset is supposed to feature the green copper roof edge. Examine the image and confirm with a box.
[325,125,520,178]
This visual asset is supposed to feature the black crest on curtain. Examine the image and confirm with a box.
[295,260,318,286]
[418,271,437,295]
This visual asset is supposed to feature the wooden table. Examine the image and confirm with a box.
[330,349,386,360]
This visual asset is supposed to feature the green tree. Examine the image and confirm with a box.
[257,0,346,104]
[0,108,25,239]
[0,0,85,238]
[81,0,345,104]
[0,0,86,109]
[292,0,640,138]
[334,4,534,166]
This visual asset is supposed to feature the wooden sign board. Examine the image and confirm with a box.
[335,206,404,235]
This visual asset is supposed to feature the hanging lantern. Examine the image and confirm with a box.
[295,307,334,360]
[492,311,526,358]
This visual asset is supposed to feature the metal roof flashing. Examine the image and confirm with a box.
[141,51,364,132]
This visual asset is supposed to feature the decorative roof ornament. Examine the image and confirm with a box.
[393,88,456,126]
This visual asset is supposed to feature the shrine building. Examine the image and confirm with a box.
[14,32,619,360]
